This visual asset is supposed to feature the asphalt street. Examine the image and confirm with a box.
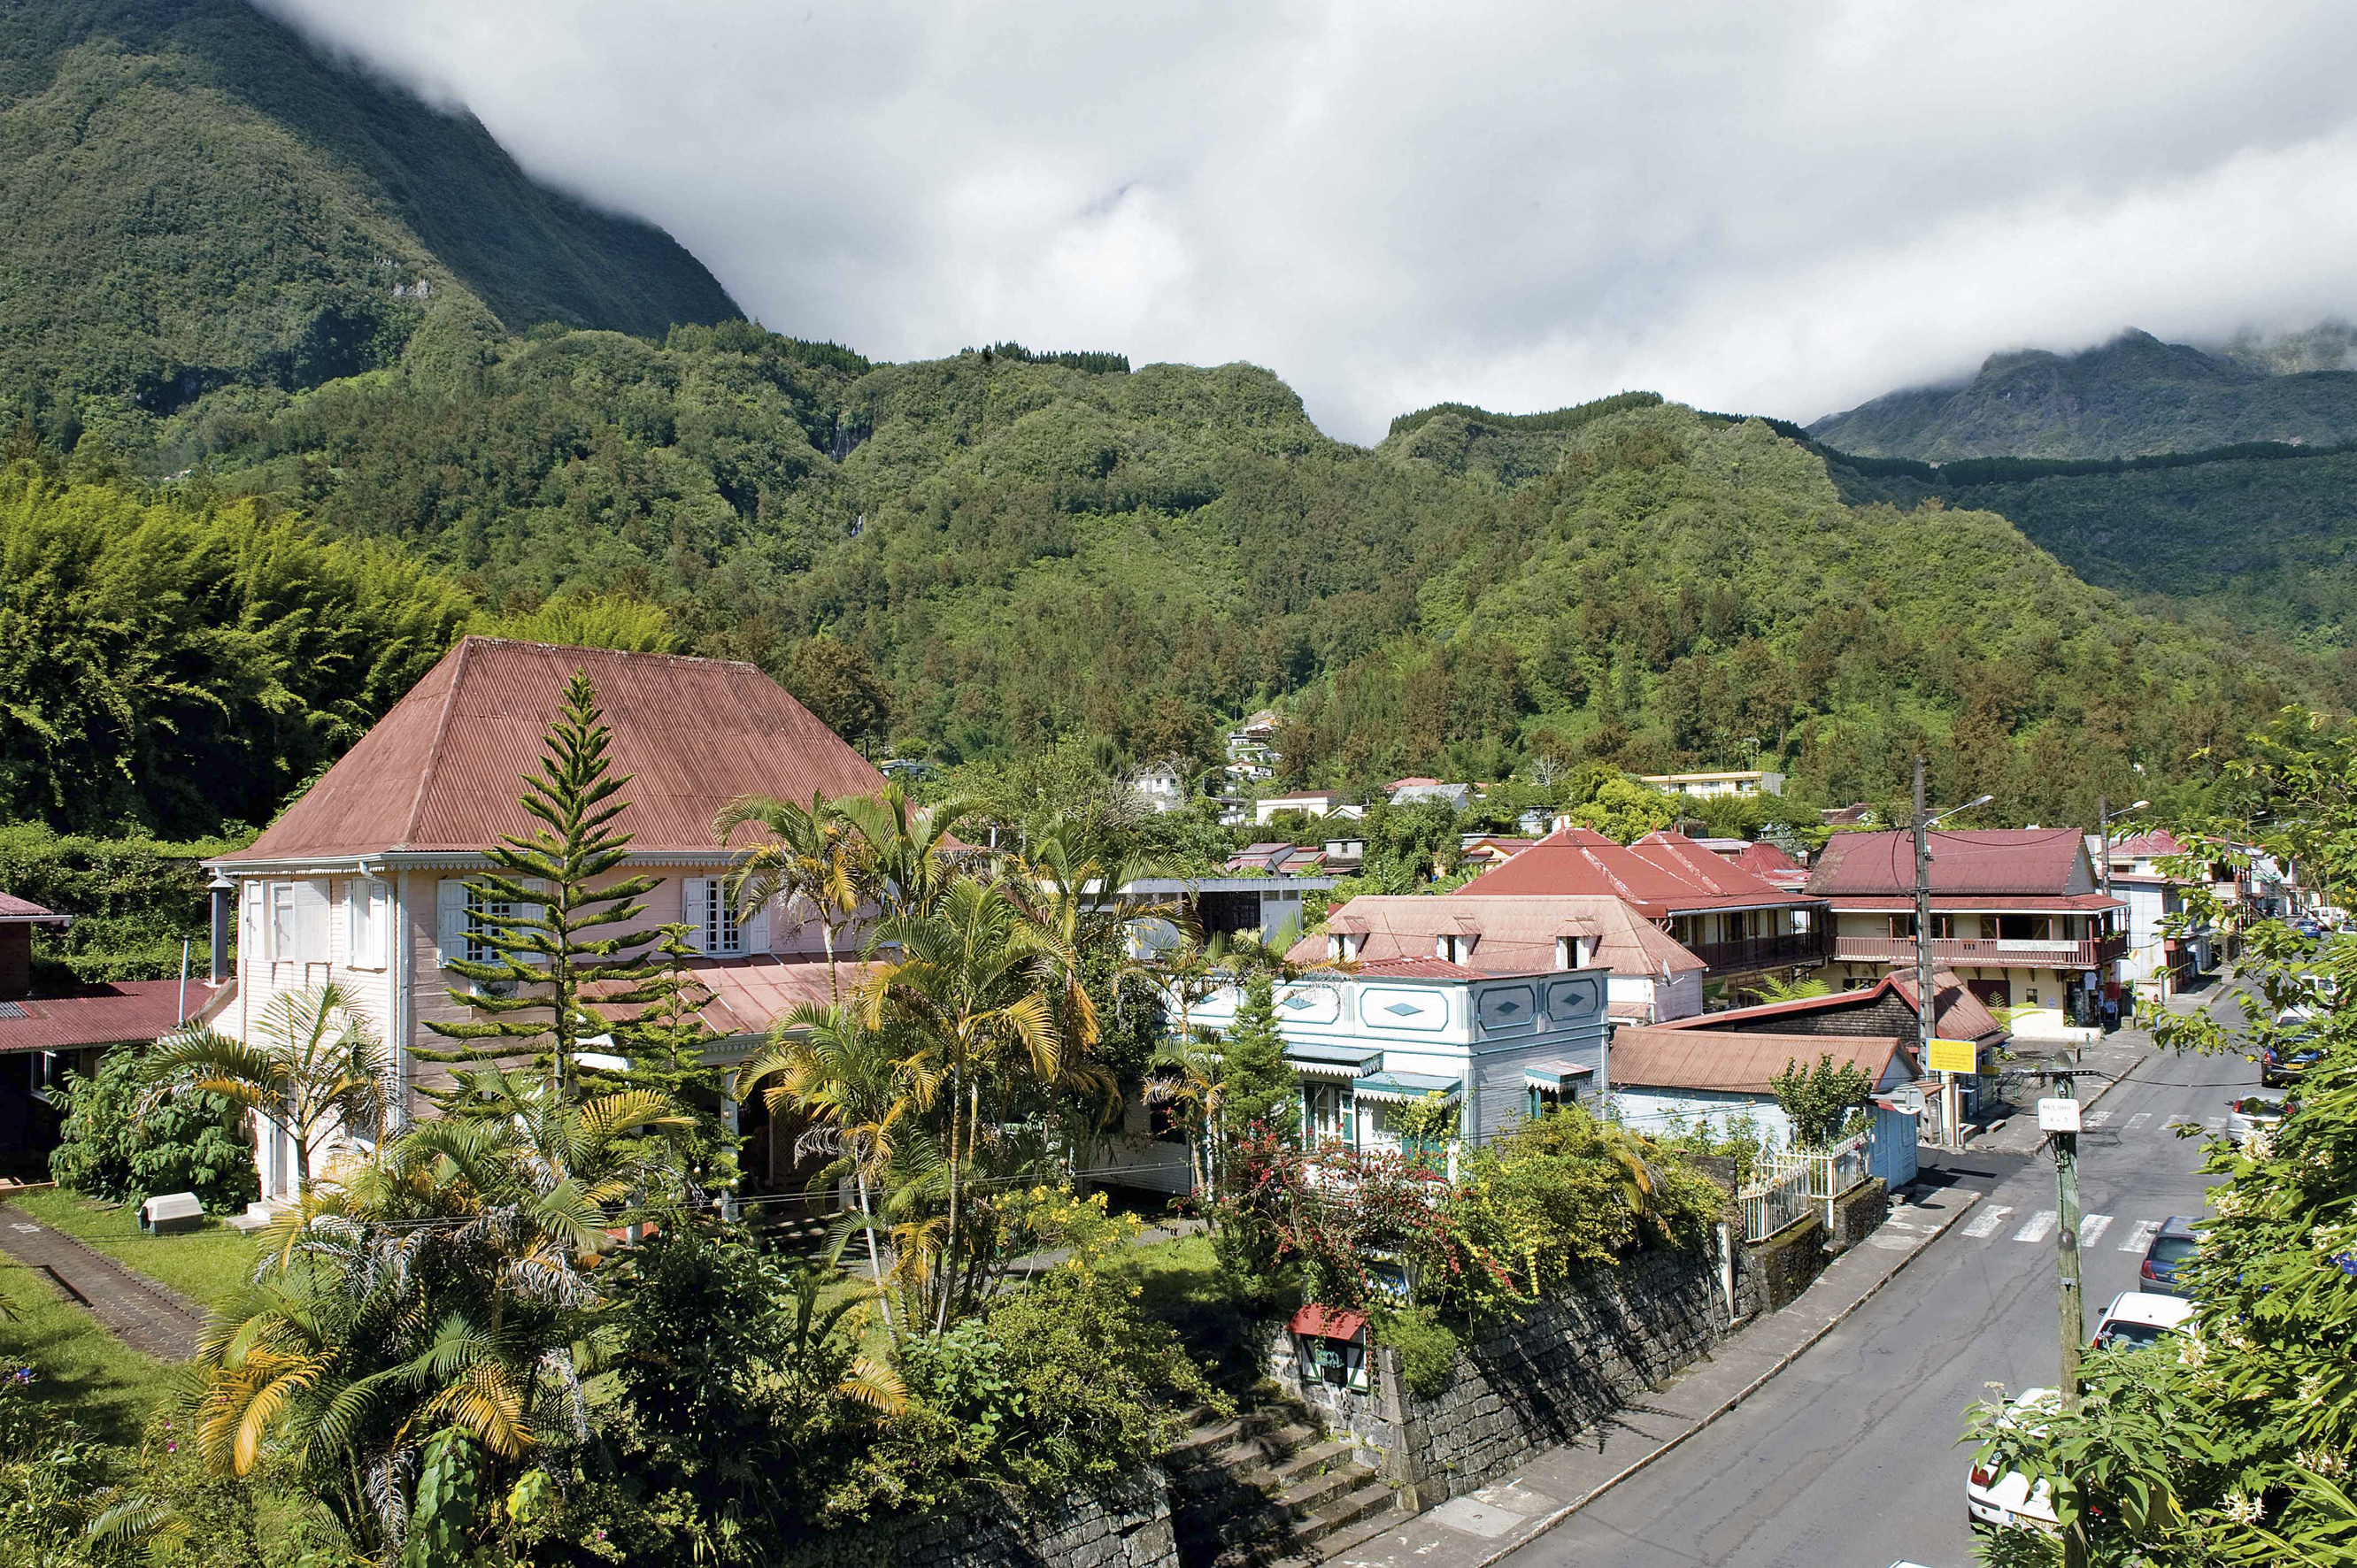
[1506,1007,2253,1568]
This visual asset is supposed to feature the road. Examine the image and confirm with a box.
[1506,1016,2253,1568]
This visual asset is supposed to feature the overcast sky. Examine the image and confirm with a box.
[263,1,2357,443]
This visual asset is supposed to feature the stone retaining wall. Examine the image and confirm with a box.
[1827,1178,1889,1255]
[790,1467,1179,1568]
[1733,1211,1826,1319]
[1267,1242,1731,1508]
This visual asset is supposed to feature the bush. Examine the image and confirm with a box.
[1374,1305,1460,1401]
[47,1049,258,1212]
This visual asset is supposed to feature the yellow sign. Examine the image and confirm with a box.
[1926,1038,1978,1075]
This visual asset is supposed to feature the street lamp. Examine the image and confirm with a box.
[1912,756,1993,1150]
[2096,796,2150,902]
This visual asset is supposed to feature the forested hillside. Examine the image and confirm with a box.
[1827,442,2357,660]
[22,319,2295,839]
[1808,328,2357,460]
[0,0,736,438]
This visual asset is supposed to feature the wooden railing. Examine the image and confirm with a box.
[1683,928,1835,974]
[1832,934,2126,969]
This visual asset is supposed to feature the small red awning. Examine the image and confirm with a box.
[1289,1304,1368,1341]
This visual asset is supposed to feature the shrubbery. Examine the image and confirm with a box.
[47,1050,258,1213]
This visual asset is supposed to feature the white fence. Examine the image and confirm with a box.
[1738,1129,1872,1241]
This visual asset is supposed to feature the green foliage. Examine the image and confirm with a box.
[47,1049,258,1213]
[477,589,678,652]
[0,471,473,836]
[400,1432,480,1568]
[0,0,734,427]
[783,634,893,749]
[1768,1052,1873,1147]
[1374,1303,1461,1401]
[974,342,1131,375]
[1217,975,1299,1146]
[0,821,249,986]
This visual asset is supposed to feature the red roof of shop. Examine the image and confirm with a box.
[1808,828,2095,899]
[1453,828,1821,914]
[219,639,886,862]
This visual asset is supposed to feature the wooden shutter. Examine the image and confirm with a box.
[436,879,471,965]
[291,880,329,963]
[681,877,709,954]
[242,880,262,964]
[743,892,772,954]
[346,880,385,971]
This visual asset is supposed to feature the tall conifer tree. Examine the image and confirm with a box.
[1219,972,1300,1149]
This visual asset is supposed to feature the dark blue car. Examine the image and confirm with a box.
[2139,1216,2204,1297]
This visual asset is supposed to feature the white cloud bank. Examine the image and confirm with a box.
[260,0,2357,442]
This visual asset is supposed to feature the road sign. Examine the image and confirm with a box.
[2038,1097,2084,1134]
[1926,1037,1977,1074]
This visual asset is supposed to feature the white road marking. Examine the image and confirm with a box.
[2084,1109,2112,1127]
[2119,1218,2163,1253]
[2126,1112,2153,1131]
[2077,1213,2114,1248]
[1963,1205,2014,1240]
[2014,1211,2060,1244]
[2203,1115,2227,1134]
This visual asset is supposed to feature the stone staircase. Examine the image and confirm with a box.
[1166,1387,1397,1568]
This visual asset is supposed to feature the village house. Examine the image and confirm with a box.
[1128,761,1190,814]
[1174,957,1611,1157]
[1225,709,1280,782]
[2098,829,2219,995]
[1284,894,1707,1026]
[1386,777,1472,811]
[1806,827,2125,1040]
[0,895,204,1178]
[1606,968,2003,1178]
[1452,828,1833,991]
[1254,789,1344,824]
[199,637,891,1204]
[1639,769,1786,799]
[1226,843,1329,876]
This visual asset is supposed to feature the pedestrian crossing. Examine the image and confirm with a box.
[1953,1207,2173,1252]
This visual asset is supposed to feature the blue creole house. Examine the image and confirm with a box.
[1175,957,1611,1152]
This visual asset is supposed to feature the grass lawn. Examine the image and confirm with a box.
[4,1188,259,1314]
[0,1257,174,1447]
[1108,1232,1262,1382]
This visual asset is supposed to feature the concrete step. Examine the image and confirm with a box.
[1267,1438,1357,1487]
[1168,1406,1289,1461]
[1198,1421,1321,1477]
[1208,1474,1396,1568]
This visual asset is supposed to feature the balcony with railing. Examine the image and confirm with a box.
[1682,926,1836,975]
[1831,932,2127,970]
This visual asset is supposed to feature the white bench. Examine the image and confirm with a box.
[138,1191,204,1234]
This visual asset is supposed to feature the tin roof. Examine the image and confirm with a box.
[1287,895,1706,978]
[1453,829,1822,914]
[1608,1028,1909,1095]
[0,893,62,922]
[0,980,199,1054]
[1807,828,2098,899]
[220,638,886,862]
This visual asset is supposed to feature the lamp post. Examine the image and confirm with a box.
[2095,796,2148,1023]
[1913,756,1993,1150]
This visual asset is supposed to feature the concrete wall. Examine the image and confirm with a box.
[1734,1212,1826,1319]
[783,1465,1177,1568]
[1267,1244,1730,1508]
[1826,1178,1889,1255]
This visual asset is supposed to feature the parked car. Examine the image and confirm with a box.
[2090,1290,2196,1351]
[2139,1216,2205,1297]
[2261,1039,2328,1088]
[1968,1387,2060,1532]
[2224,1092,2288,1150]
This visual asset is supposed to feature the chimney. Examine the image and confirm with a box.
[209,874,234,985]
[0,923,29,1002]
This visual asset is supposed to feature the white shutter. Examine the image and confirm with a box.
[743,890,773,953]
[681,877,709,954]
[295,880,330,963]
[346,880,386,971]
[242,880,262,963]
[436,879,471,965]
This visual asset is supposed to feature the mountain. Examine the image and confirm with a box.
[0,0,737,431]
[1807,328,2357,460]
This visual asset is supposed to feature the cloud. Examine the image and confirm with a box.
[257,0,2357,441]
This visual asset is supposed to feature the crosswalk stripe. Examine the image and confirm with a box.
[2119,1218,2163,1253]
[2126,1112,2153,1131]
[2204,1115,2227,1134]
[2014,1211,2060,1244]
[1963,1205,2013,1240]
[2084,1109,2112,1127]
[2077,1213,2114,1247]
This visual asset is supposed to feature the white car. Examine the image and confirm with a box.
[2223,1092,2287,1151]
[1968,1387,2060,1532]
[2091,1291,2196,1351]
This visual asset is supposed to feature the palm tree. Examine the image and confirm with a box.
[862,873,1064,1331]
[142,980,393,1195]
[1145,1033,1226,1196]
[835,783,967,925]
[733,1002,918,1324]
[717,789,862,1001]
[1744,972,1833,1005]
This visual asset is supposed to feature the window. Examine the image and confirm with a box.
[1305,1084,1354,1144]
[346,879,389,971]
[683,876,743,956]
[436,878,542,969]
[259,880,329,964]
[270,883,299,959]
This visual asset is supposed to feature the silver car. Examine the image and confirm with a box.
[2225,1092,2287,1150]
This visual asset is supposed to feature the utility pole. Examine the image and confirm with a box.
[2045,1066,2091,1568]
[1913,757,1952,1149]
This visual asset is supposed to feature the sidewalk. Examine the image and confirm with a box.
[0,1202,209,1360]
[1319,1180,1985,1568]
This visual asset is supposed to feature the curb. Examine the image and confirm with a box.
[1455,1187,1987,1568]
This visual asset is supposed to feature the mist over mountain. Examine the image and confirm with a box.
[1807,328,2357,461]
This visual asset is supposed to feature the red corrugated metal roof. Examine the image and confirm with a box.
[585,957,885,1037]
[1647,969,2005,1045]
[0,893,60,921]
[1610,1027,1907,1094]
[1454,828,1820,913]
[220,639,887,861]
[1341,957,1495,980]
[1824,895,2121,913]
[1807,829,2095,898]
[2110,830,2189,858]
[0,980,197,1053]
[1290,1304,1368,1341]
